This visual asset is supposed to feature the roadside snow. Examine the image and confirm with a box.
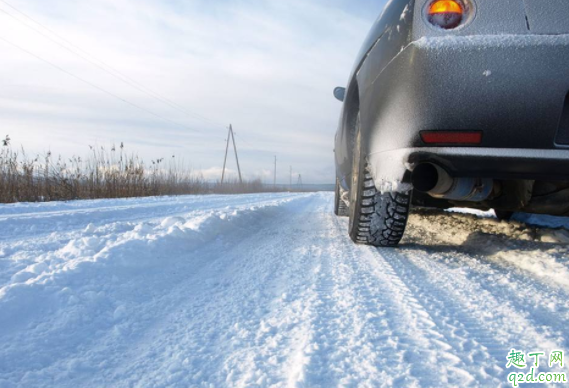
[1,193,569,387]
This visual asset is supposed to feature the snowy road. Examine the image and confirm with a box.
[1,192,569,387]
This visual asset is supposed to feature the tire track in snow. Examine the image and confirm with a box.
[404,211,569,351]
[298,214,475,387]
[219,218,324,387]
[216,197,351,388]
[302,215,413,387]
[300,208,567,387]
[382,246,565,380]
[408,247,569,351]
[342,244,474,387]
[298,216,390,387]
[376,248,507,386]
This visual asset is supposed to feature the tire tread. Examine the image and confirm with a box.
[351,164,410,247]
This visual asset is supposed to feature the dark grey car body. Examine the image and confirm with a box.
[335,0,569,215]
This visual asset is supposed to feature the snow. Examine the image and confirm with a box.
[1,193,569,387]
[399,4,410,22]
[414,34,569,51]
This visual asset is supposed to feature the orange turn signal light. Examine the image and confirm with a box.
[427,0,464,29]
[429,0,463,15]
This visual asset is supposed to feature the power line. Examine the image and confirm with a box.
[0,0,264,152]
[233,131,255,148]
[0,0,228,130]
[0,34,200,133]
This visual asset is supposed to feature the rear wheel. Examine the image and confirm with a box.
[348,115,411,247]
[334,178,349,217]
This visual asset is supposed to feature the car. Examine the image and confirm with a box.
[333,0,569,247]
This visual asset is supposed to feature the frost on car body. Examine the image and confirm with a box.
[333,0,569,246]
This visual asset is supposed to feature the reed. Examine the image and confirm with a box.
[0,135,272,203]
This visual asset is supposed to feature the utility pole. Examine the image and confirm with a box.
[220,124,243,186]
[289,166,292,189]
[221,127,231,185]
[274,156,277,188]
[230,125,243,185]
[297,174,303,189]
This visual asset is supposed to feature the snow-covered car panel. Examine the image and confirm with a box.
[356,32,569,193]
[334,0,569,236]
[360,34,569,157]
[411,0,530,39]
[334,0,415,190]
[522,0,569,35]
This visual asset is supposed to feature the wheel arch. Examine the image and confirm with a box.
[339,79,361,192]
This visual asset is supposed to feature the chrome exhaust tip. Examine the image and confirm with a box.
[412,163,493,202]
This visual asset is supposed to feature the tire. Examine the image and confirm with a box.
[348,114,411,247]
[334,178,349,217]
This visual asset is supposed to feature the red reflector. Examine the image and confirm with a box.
[421,131,482,145]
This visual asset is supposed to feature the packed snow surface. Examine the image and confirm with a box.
[1,192,569,387]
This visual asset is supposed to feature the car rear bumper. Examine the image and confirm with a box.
[358,34,569,190]
[368,147,569,193]
[360,34,569,151]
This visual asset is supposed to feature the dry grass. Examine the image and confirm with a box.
[0,135,270,203]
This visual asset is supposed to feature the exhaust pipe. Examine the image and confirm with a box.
[412,163,493,202]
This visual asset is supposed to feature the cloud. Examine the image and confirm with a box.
[0,0,386,184]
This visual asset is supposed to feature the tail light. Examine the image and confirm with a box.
[427,0,464,29]
[421,131,483,145]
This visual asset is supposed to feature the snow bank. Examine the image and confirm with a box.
[0,193,312,386]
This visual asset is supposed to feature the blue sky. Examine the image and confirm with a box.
[0,0,387,183]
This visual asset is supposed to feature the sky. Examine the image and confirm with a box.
[0,0,386,184]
